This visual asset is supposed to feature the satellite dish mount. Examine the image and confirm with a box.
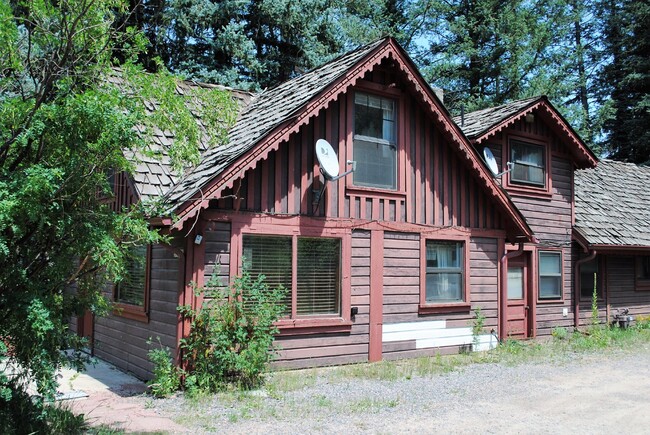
[313,139,356,205]
[482,147,514,178]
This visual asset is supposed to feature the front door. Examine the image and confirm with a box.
[507,256,529,338]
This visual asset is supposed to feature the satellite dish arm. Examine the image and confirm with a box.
[495,162,514,178]
[327,160,356,181]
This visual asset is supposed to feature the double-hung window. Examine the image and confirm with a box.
[425,241,464,303]
[114,244,150,321]
[243,235,341,317]
[353,92,397,190]
[539,251,562,300]
[510,140,546,187]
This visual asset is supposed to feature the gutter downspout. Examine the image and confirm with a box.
[574,249,597,329]
[500,242,525,340]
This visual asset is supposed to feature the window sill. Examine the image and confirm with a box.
[505,184,552,199]
[537,298,564,304]
[418,303,471,315]
[113,303,149,323]
[276,318,353,336]
[346,186,406,200]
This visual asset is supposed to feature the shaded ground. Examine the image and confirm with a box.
[63,344,650,434]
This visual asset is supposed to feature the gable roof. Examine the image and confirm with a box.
[574,160,650,249]
[163,38,387,209]
[453,96,598,169]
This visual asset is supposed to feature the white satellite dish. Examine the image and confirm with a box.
[483,147,499,176]
[315,139,340,179]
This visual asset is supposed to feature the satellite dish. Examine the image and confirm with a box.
[315,139,340,179]
[483,147,499,176]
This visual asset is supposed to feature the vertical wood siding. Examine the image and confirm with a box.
[273,230,371,368]
[214,89,506,233]
[203,222,231,291]
[94,245,180,380]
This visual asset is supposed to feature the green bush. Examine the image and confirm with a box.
[147,339,182,398]
[148,270,287,396]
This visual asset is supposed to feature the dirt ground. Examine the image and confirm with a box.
[62,346,650,434]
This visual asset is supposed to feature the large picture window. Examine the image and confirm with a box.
[114,244,150,321]
[425,241,464,303]
[510,140,546,187]
[539,251,562,300]
[243,235,341,317]
[353,92,397,190]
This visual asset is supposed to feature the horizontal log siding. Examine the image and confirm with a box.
[272,230,370,369]
[203,222,231,291]
[606,256,650,319]
[94,245,179,380]
[382,232,499,359]
[214,89,506,233]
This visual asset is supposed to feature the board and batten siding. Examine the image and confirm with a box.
[273,230,371,368]
[94,245,180,380]
[382,233,499,360]
[212,74,507,233]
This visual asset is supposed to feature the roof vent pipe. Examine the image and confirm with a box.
[461,105,465,127]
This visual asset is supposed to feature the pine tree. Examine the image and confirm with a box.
[599,0,650,163]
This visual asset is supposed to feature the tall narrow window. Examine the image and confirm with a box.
[539,251,562,299]
[242,235,342,317]
[425,241,464,303]
[116,245,148,307]
[510,140,546,187]
[353,92,397,190]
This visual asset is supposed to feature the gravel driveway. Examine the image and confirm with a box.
[147,344,650,434]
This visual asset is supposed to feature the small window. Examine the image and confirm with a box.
[425,241,464,303]
[510,140,545,187]
[638,257,650,280]
[580,258,601,300]
[116,245,148,307]
[243,235,342,317]
[539,251,562,300]
[114,245,150,321]
[353,92,397,190]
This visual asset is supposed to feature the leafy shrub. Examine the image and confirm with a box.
[179,270,287,391]
[635,315,650,330]
[551,326,568,340]
[147,339,181,398]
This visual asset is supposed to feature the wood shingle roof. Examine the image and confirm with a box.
[575,160,650,248]
[452,97,540,139]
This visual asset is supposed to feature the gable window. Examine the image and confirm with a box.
[510,140,546,187]
[425,241,464,303]
[114,245,150,321]
[353,92,397,190]
[243,235,341,317]
[539,251,562,300]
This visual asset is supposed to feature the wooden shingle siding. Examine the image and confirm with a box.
[94,245,179,380]
[272,230,371,368]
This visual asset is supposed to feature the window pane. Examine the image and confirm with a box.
[539,252,562,299]
[539,252,561,275]
[116,245,147,306]
[297,238,341,316]
[426,273,463,302]
[425,241,464,302]
[353,138,397,189]
[508,266,524,300]
[242,235,292,313]
[511,141,545,186]
[580,259,598,298]
[540,276,562,298]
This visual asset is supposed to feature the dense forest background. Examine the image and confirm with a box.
[121,0,649,163]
